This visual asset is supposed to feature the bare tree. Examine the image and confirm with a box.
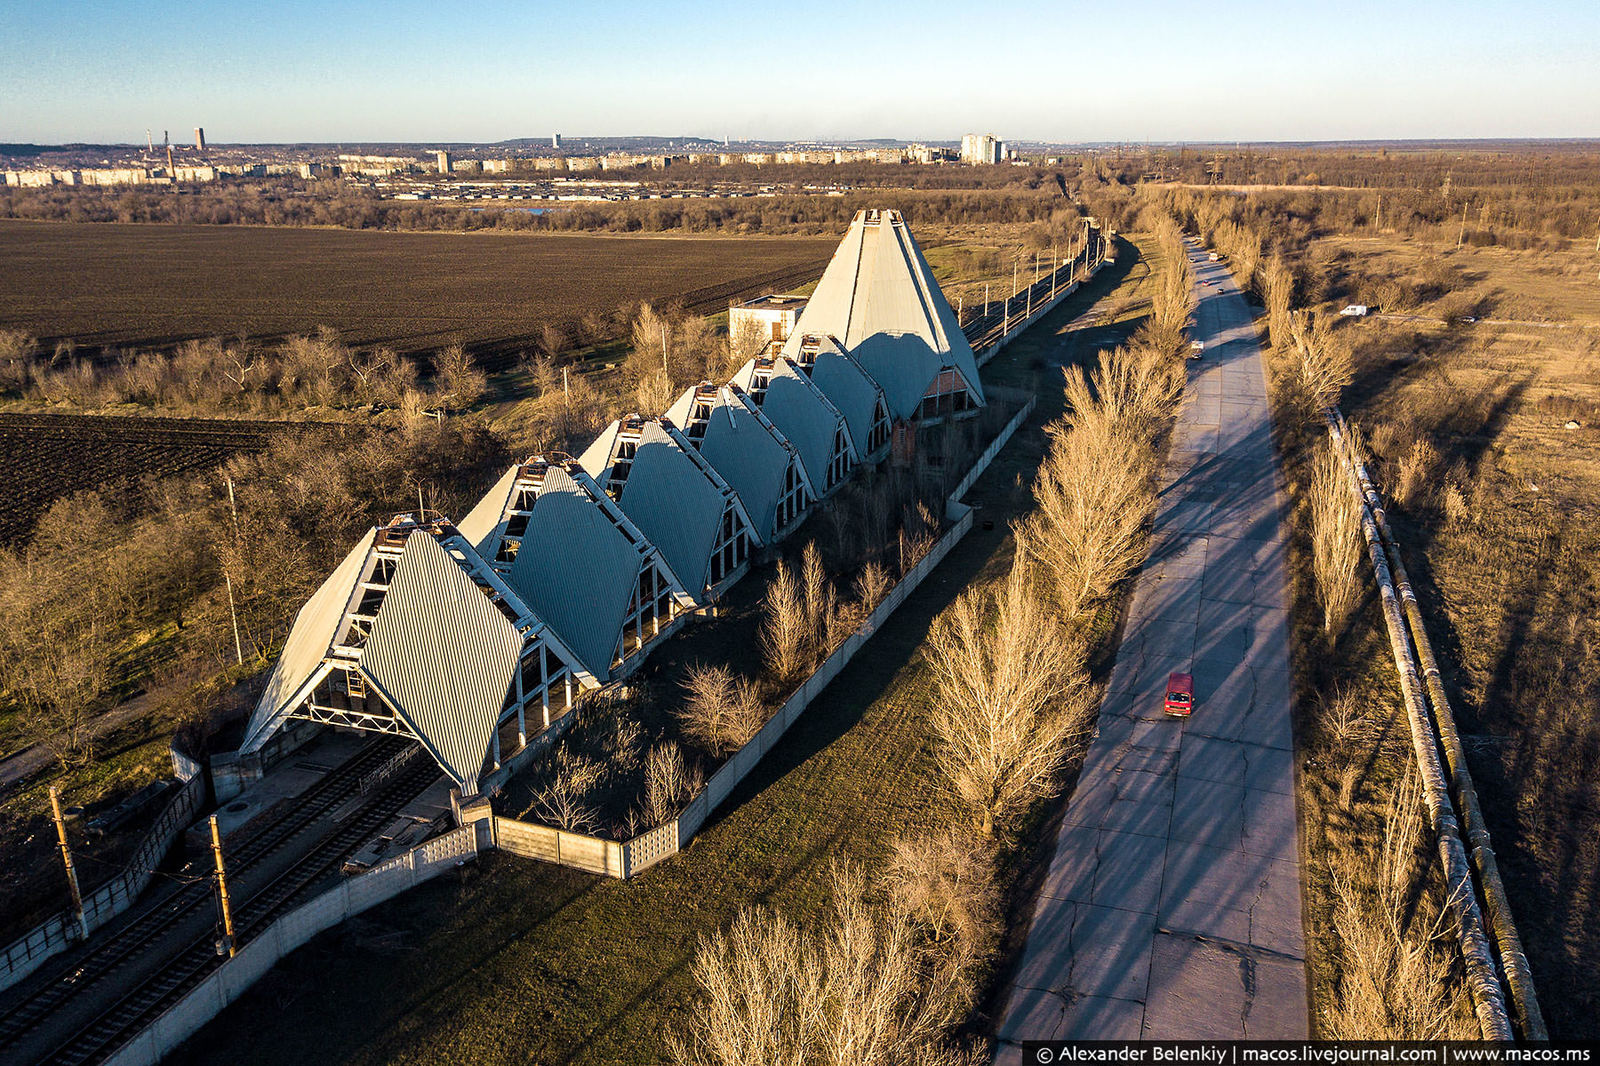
[537,322,570,360]
[1266,255,1296,351]
[1322,773,1475,1038]
[925,556,1095,835]
[1290,312,1355,417]
[527,749,603,833]
[897,501,938,575]
[635,367,677,417]
[854,562,891,613]
[799,542,836,657]
[884,829,1001,969]
[640,741,704,827]
[670,865,972,1066]
[760,561,808,685]
[679,663,767,755]
[434,343,487,410]
[1309,438,1366,640]
[1017,367,1158,623]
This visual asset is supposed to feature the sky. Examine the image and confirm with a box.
[3,0,1597,144]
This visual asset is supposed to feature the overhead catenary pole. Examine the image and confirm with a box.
[209,815,237,957]
[50,786,89,939]
[224,574,244,666]
[224,477,244,665]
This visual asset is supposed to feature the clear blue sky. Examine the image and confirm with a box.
[3,0,1596,144]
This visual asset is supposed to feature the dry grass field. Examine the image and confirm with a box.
[1257,222,1600,1036]
[1339,309,1600,1037]
[0,221,835,358]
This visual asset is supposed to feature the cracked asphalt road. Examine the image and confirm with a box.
[994,244,1308,1053]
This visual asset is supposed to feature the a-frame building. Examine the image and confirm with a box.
[238,513,594,797]
[728,354,857,496]
[578,414,758,606]
[666,381,815,544]
[787,332,893,465]
[459,455,696,683]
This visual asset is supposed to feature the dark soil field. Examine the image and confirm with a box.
[0,221,834,358]
[0,412,331,546]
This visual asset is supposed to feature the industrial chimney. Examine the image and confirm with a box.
[195,127,206,151]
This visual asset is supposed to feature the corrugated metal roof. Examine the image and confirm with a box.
[803,336,891,461]
[730,357,853,491]
[503,465,643,680]
[608,421,727,600]
[359,531,523,794]
[666,384,810,542]
[242,529,376,752]
[654,418,759,544]
[782,209,985,420]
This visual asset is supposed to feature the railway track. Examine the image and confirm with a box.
[0,735,414,1058]
[38,755,444,1066]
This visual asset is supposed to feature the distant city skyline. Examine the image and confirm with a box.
[4,0,1597,144]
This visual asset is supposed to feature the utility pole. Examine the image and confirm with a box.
[50,787,89,939]
[984,282,990,317]
[224,477,244,666]
[562,366,569,399]
[660,324,669,376]
[224,574,244,666]
[1376,194,1383,232]
[209,815,237,957]
[1458,202,1469,248]
[957,293,963,324]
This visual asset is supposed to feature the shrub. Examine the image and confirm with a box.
[1309,439,1366,640]
[679,663,767,756]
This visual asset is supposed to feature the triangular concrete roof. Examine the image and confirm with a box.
[578,419,754,601]
[501,465,648,681]
[782,208,985,420]
[796,334,891,462]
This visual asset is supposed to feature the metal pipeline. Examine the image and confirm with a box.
[1330,409,1546,1039]
[1325,412,1514,1040]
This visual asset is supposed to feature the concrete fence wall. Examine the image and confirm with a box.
[0,746,208,993]
[101,825,480,1066]
[494,389,1038,881]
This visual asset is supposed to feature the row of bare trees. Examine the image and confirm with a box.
[0,327,494,418]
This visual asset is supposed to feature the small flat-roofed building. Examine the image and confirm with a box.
[666,382,814,544]
[729,293,809,357]
[729,355,856,496]
[788,333,893,465]
[237,513,593,797]
[459,455,695,682]
[783,208,984,423]
[578,415,758,605]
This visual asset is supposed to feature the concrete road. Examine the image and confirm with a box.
[994,244,1307,1053]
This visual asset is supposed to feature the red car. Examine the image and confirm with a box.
[1164,672,1194,717]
